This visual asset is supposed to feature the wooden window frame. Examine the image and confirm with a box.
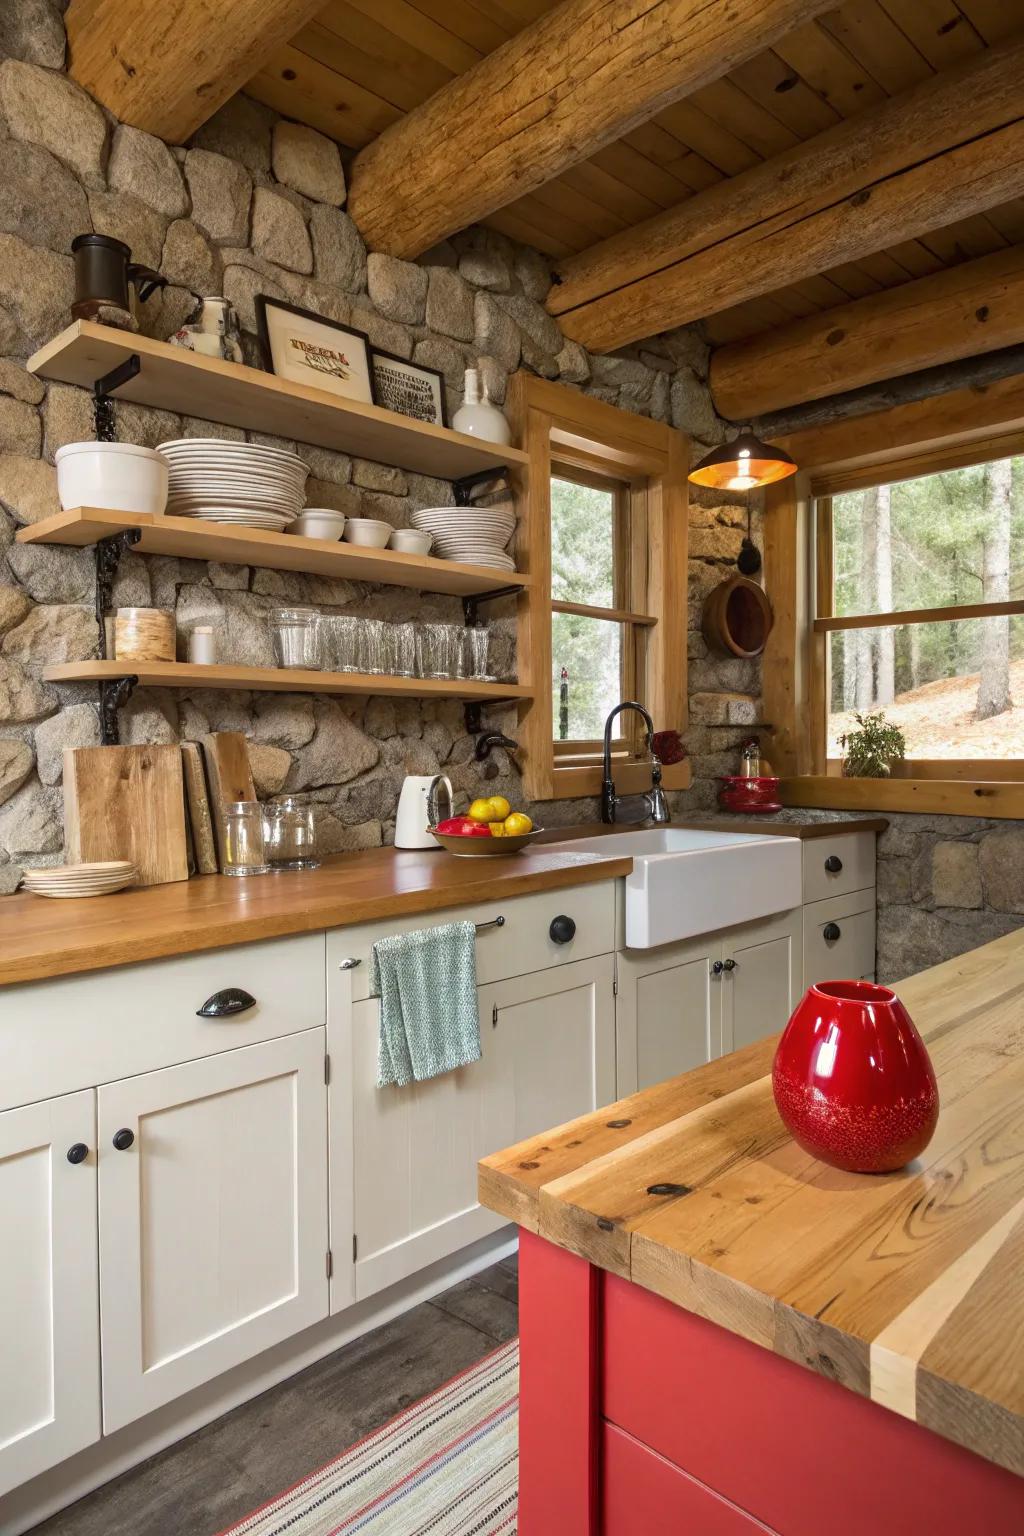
[762,375,1024,818]
[505,373,689,802]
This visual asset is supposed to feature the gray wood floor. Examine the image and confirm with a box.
[31,1255,518,1536]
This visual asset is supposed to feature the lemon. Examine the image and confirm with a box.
[489,821,507,837]
[468,797,494,822]
[486,795,511,821]
[503,812,533,836]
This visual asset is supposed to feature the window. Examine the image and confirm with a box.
[549,469,650,749]
[815,455,1024,771]
[506,373,688,801]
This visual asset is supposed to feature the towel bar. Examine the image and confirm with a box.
[338,915,505,970]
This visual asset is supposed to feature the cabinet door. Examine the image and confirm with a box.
[98,1030,328,1432]
[489,954,617,1143]
[350,957,615,1301]
[350,990,512,1301]
[720,910,802,1055]
[0,1091,100,1497]
[803,894,877,988]
[617,938,718,1095]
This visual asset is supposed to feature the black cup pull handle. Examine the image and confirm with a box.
[67,1143,89,1165]
[112,1128,135,1151]
[823,922,842,942]
[549,915,576,945]
[197,987,257,1018]
[824,855,843,873]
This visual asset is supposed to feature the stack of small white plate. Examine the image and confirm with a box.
[409,506,516,570]
[21,861,138,899]
[157,440,310,531]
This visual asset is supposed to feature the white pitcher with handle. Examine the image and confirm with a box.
[395,774,453,850]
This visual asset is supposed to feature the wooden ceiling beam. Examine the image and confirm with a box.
[65,0,326,144]
[346,0,837,260]
[710,245,1024,422]
[550,38,1024,352]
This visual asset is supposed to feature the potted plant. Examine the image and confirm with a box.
[840,711,907,778]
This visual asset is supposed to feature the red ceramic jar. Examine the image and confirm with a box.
[772,980,939,1173]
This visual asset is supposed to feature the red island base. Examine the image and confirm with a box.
[517,1230,1024,1536]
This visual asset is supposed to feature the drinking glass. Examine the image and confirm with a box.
[415,622,447,679]
[270,608,320,670]
[385,621,416,677]
[464,624,493,681]
[440,624,465,679]
[324,614,361,672]
[359,618,387,674]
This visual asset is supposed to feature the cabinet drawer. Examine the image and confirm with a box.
[802,832,876,905]
[329,881,616,1002]
[803,892,876,988]
[0,934,326,1110]
[602,1424,777,1535]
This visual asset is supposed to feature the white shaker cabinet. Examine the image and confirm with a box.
[97,1030,329,1432]
[0,1091,101,1498]
[343,955,615,1302]
[719,909,802,1054]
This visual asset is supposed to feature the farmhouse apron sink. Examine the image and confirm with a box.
[546,827,802,948]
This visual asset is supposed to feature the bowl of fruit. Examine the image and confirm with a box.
[431,796,541,856]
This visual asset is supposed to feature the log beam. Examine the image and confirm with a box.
[65,0,325,144]
[346,0,835,260]
[711,246,1024,422]
[549,38,1024,353]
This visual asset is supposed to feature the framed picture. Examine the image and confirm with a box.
[256,296,375,406]
[370,348,448,428]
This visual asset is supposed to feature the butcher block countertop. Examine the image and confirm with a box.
[0,842,631,989]
[480,928,1024,1477]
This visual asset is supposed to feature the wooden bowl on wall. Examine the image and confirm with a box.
[702,575,773,658]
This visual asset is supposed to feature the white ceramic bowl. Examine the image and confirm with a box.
[343,518,392,548]
[388,528,433,556]
[56,442,169,516]
[291,509,346,540]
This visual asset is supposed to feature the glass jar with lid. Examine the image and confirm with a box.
[222,801,268,876]
[263,798,319,870]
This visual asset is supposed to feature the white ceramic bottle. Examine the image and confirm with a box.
[452,366,512,445]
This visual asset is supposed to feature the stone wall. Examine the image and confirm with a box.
[0,9,758,892]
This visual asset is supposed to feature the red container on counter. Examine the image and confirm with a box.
[772,980,939,1173]
[717,774,781,813]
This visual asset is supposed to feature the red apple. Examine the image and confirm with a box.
[436,816,491,836]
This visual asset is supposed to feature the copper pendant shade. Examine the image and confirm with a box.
[688,430,798,492]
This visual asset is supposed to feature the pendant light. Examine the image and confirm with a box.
[688,428,797,492]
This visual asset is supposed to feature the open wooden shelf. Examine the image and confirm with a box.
[28,323,529,480]
[18,509,529,599]
[44,659,531,703]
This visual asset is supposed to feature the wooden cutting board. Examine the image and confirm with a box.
[201,731,256,870]
[63,744,189,886]
[181,742,218,876]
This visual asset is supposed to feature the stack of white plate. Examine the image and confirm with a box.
[157,439,310,531]
[409,505,517,570]
[22,861,138,899]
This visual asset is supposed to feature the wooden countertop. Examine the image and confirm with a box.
[480,928,1024,1477]
[0,843,631,988]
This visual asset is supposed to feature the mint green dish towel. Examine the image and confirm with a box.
[371,920,480,1088]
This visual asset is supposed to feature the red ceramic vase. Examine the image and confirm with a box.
[772,980,939,1173]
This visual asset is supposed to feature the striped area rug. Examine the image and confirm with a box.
[219,1340,519,1536]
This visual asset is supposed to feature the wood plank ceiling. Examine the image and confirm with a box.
[247,0,1024,347]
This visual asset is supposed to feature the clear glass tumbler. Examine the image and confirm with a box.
[464,624,493,681]
[359,619,387,674]
[415,622,447,678]
[222,801,268,875]
[324,614,361,672]
[263,798,319,870]
[440,624,465,679]
[271,608,320,669]
[386,621,417,677]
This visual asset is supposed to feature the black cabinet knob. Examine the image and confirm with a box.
[711,960,724,975]
[824,855,843,873]
[197,987,257,1018]
[549,915,576,945]
[112,1128,135,1151]
[722,957,736,972]
[823,922,842,942]
[67,1143,89,1165]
